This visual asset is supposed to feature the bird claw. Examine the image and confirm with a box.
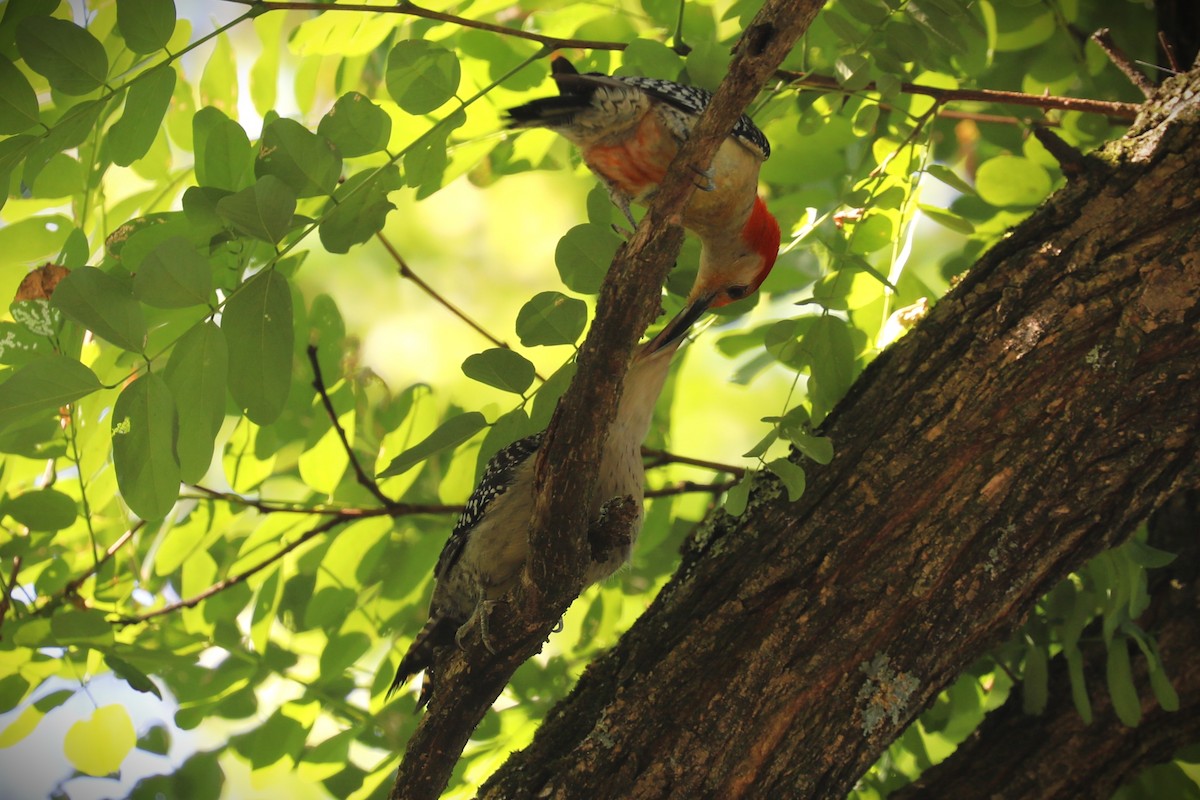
[457,599,505,655]
[690,164,716,192]
[551,617,564,634]
[611,222,635,240]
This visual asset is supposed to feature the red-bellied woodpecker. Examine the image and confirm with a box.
[506,57,781,326]
[387,317,691,707]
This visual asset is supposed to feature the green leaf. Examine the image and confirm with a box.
[0,673,30,715]
[801,315,858,420]
[256,117,341,198]
[556,224,621,294]
[112,372,181,520]
[975,155,1051,208]
[164,322,228,482]
[216,176,297,243]
[918,204,975,234]
[52,267,147,352]
[116,0,176,54]
[1,487,76,530]
[193,106,253,191]
[1064,645,1093,723]
[223,269,293,425]
[317,91,392,157]
[766,458,805,501]
[105,653,163,699]
[907,0,968,54]
[925,164,976,196]
[385,40,461,114]
[1021,641,1048,714]
[724,471,754,517]
[1106,637,1142,727]
[16,15,108,96]
[461,348,535,395]
[0,355,100,432]
[834,54,872,92]
[0,55,39,133]
[516,291,587,347]
[1125,538,1177,569]
[790,431,834,464]
[109,67,176,167]
[318,166,402,254]
[378,411,486,478]
[0,321,52,365]
[51,609,113,645]
[1149,660,1180,712]
[132,236,213,308]
[64,705,135,776]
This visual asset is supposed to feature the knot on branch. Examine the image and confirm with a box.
[589,496,640,564]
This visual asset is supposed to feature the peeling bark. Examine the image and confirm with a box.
[478,68,1200,800]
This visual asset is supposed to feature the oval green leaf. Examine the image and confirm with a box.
[1,487,76,531]
[385,40,460,114]
[1021,642,1048,715]
[0,56,39,134]
[116,0,176,54]
[51,266,148,352]
[1106,637,1142,727]
[317,91,392,157]
[193,106,253,191]
[378,411,486,478]
[16,15,108,96]
[318,166,402,254]
[112,372,181,520]
[555,224,621,295]
[132,236,213,308]
[223,269,293,424]
[766,458,806,501]
[462,348,535,395]
[256,117,341,198]
[215,175,297,243]
[64,705,135,777]
[0,355,101,432]
[109,67,176,167]
[516,291,587,347]
[164,322,228,482]
[975,155,1052,208]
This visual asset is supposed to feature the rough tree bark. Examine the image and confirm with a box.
[478,66,1200,799]
[892,492,1200,799]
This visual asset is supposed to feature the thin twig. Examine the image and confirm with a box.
[641,446,747,476]
[1157,31,1181,74]
[62,525,141,598]
[374,232,545,381]
[1090,28,1155,98]
[307,344,400,510]
[237,0,625,51]
[115,516,346,625]
[185,484,460,517]
[645,479,738,498]
[782,70,1142,121]
[0,557,23,631]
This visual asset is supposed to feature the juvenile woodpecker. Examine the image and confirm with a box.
[506,58,781,326]
[387,316,690,707]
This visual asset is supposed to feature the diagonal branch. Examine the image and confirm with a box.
[114,516,346,626]
[307,344,399,510]
[389,2,826,798]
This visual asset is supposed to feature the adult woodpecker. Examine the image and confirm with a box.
[387,315,691,708]
[506,57,781,331]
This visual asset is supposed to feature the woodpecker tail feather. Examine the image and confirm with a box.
[504,95,591,128]
[387,614,455,707]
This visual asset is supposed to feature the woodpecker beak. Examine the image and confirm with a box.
[646,291,717,353]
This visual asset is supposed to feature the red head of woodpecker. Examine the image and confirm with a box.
[506,58,781,329]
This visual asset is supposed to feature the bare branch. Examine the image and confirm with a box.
[641,446,747,476]
[644,479,738,498]
[782,70,1142,121]
[185,484,460,517]
[307,344,400,510]
[115,516,346,626]
[374,232,546,382]
[0,557,23,632]
[1091,28,1156,97]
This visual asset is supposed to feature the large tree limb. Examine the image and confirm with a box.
[892,492,1200,799]
[479,68,1200,798]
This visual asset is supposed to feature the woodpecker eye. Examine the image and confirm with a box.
[726,284,749,300]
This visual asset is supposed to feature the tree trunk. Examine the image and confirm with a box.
[479,67,1200,799]
[892,492,1200,800]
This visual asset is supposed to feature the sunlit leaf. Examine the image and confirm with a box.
[117,0,176,54]
[378,411,486,478]
[0,355,100,432]
[64,705,136,776]
[556,224,621,294]
[318,91,392,157]
[164,322,228,482]
[1,487,76,531]
[256,116,341,197]
[109,67,176,167]
[385,40,460,114]
[215,175,297,243]
[516,291,587,347]
[766,458,805,501]
[318,166,401,254]
[976,155,1052,208]
[0,56,39,134]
